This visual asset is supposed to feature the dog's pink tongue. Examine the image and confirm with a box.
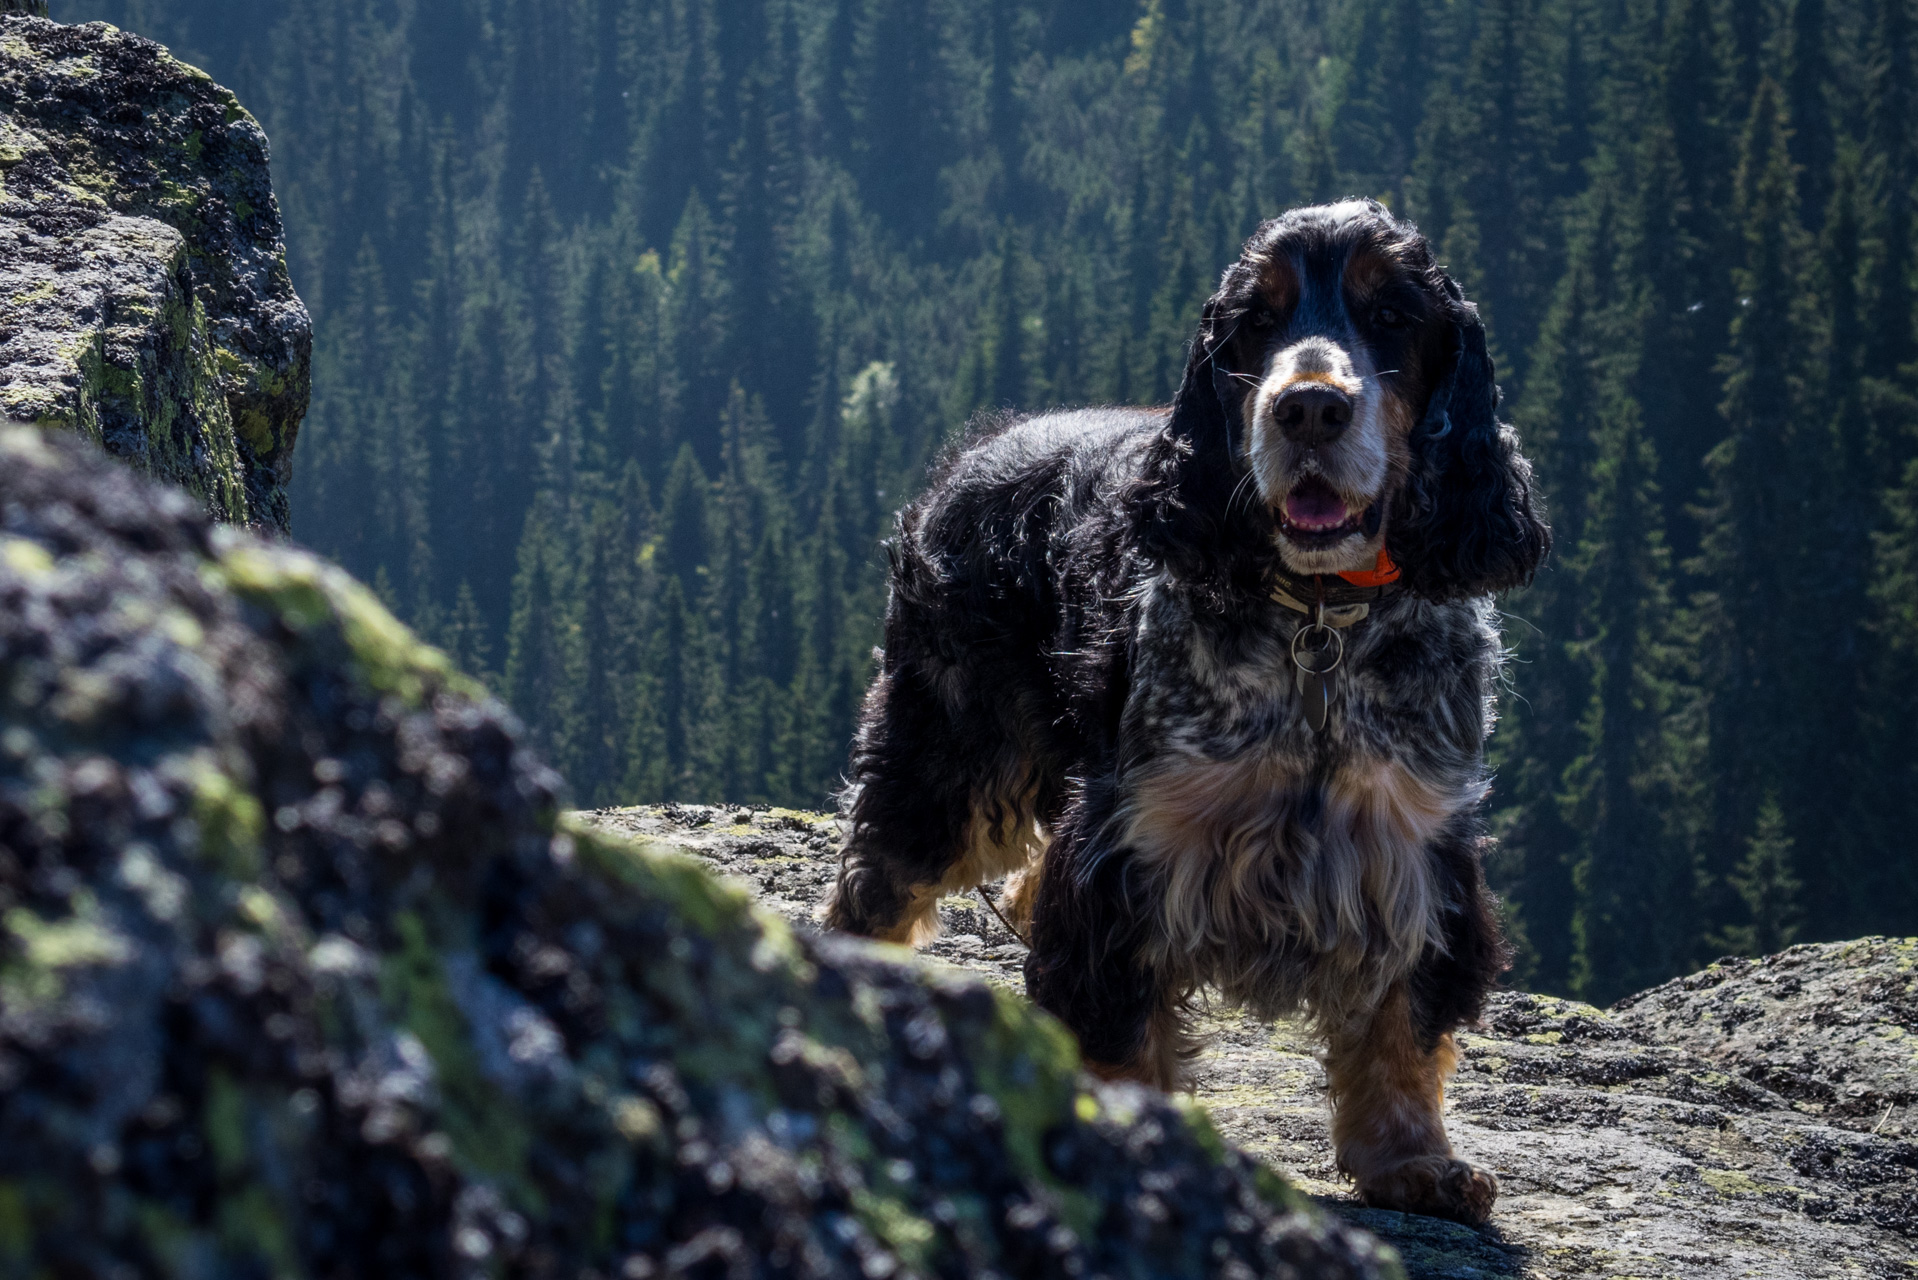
[1285,480,1351,530]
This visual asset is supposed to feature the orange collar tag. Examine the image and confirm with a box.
[1337,549,1401,588]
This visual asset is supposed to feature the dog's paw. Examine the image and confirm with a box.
[1357,1155,1498,1225]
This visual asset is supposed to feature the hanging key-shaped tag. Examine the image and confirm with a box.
[1291,619,1345,734]
[1296,664,1334,731]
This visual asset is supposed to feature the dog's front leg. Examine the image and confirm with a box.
[1323,983,1497,1224]
[1024,790,1193,1092]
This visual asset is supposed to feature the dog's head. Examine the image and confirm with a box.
[1161,200,1549,601]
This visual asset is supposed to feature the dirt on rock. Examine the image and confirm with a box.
[579,805,1918,1279]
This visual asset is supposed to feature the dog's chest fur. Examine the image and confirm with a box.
[1115,578,1498,1023]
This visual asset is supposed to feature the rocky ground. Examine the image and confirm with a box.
[579,805,1918,1279]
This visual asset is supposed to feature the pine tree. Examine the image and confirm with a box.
[847,0,953,230]
[1495,177,1621,991]
[1650,0,1743,533]
[442,580,496,689]
[986,228,1043,412]
[518,171,582,496]
[1563,378,1698,1004]
[1693,77,1825,940]
[1715,795,1804,959]
[504,496,584,776]
[1863,0,1917,386]
[1786,0,1835,231]
[1452,0,1566,381]
[665,191,732,468]
[720,18,810,454]
[659,443,713,590]
[1328,0,1434,206]
[292,238,398,588]
[640,0,723,245]
[573,464,652,803]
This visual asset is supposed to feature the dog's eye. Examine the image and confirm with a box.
[1375,305,1408,329]
[1246,306,1276,330]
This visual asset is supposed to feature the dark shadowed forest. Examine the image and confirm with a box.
[51,0,1918,1003]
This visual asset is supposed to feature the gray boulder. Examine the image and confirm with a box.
[0,424,1396,1279]
[0,13,309,529]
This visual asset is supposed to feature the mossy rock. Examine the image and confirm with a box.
[0,424,1398,1278]
[0,13,308,529]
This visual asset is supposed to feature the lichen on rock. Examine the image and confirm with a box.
[0,424,1397,1279]
[0,14,308,529]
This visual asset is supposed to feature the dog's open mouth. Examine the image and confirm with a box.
[1278,477,1376,543]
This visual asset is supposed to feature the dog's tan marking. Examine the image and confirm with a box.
[1257,258,1298,315]
[874,784,1046,947]
[997,849,1045,936]
[1342,246,1403,300]
[1324,985,1497,1223]
[1276,368,1365,397]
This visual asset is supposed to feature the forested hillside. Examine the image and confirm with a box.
[52,0,1918,1003]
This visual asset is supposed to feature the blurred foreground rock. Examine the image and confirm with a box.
[0,14,309,528]
[0,425,1395,1279]
[579,808,1918,1279]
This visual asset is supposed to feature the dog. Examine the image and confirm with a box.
[823,200,1549,1224]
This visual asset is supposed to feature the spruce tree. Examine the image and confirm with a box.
[504,496,584,777]
[1715,795,1805,959]
[1651,0,1743,533]
[1454,0,1565,381]
[442,580,496,690]
[1786,0,1836,231]
[1863,0,1917,386]
[1497,178,1620,991]
[665,192,732,469]
[660,443,714,590]
[573,465,653,804]
[1693,77,1824,941]
[1563,372,1698,1003]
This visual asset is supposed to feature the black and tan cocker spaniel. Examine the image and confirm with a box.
[824,200,1549,1224]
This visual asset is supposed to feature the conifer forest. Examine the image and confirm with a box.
[53,0,1918,1003]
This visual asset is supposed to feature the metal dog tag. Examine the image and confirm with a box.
[1290,622,1345,734]
[1296,666,1335,731]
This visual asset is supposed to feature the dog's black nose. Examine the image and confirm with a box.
[1274,383,1352,445]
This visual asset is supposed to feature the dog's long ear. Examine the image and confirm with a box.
[1169,294,1240,463]
[1131,293,1263,598]
[1388,277,1551,601]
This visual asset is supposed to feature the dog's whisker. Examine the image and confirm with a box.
[1227,467,1262,517]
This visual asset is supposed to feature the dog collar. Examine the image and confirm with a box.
[1274,551,1402,731]
[1268,550,1403,629]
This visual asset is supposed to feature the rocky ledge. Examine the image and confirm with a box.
[578,806,1918,1279]
[0,14,309,529]
[0,425,1393,1279]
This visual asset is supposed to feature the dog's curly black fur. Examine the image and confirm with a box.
[825,201,1549,1224]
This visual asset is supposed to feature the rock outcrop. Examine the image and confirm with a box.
[582,806,1918,1279]
[0,424,1394,1279]
[0,15,308,529]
